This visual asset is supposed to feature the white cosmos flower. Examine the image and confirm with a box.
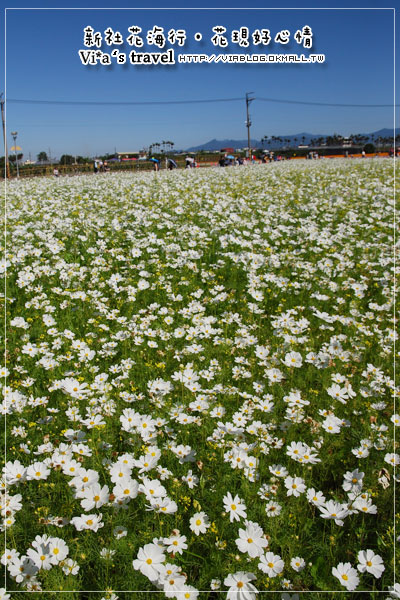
[224,571,258,600]
[332,562,359,591]
[189,511,210,535]
[357,549,385,578]
[70,513,104,532]
[26,462,50,481]
[265,501,282,517]
[26,546,53,570]
[178,584,199,599]
[132,543,165,582]
[283,352,302,368]
[48,538,69,564]
[61,558,80,575]
[223,492,247,522]
[284,476,306,497]
[342,468,364,492]
[391,414,400,426]
[384,453,400,466]
[113,526,128,539]
[80,483,109,510]
[290,556,306,572]
[163,531,188,555]
[258,552,284,577]
[235,520,268,558]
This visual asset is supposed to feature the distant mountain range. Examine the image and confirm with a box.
[186,128,399,151]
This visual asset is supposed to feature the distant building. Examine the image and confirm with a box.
[220,147,235,153]
[117,151,146,161]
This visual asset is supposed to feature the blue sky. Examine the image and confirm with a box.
[2,0,398,158]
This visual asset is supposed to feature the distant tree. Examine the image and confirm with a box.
[364,143,375,154]
[37,151,48,162]
[9,153,23,162]
[59,154,75,165]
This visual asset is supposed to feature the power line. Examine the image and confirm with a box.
[7,97,243,106]
[257,96,398,108]
[6,96,398,107]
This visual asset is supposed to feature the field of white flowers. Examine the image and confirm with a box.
[1,159,398,600]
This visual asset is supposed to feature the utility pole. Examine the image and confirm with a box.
[11,131,19,178]
[0,93,10,178]
[245,92,255,160]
